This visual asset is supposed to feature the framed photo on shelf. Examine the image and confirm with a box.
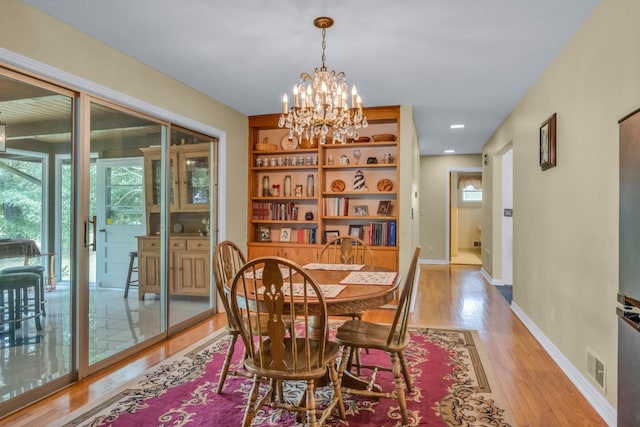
[377,200,392,216]
[257,225,271,242]
[280,227,292,242]
[353,205,369,216]
[540,113,557,170]
[348,225,363,239]
[324,230,339,244]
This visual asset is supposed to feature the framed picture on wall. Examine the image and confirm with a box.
[540,113,557,170]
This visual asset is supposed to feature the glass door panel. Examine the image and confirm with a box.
[181,152,209,210]
[0,71,74,412]
[168,128,216,327]
[88,101,166,366]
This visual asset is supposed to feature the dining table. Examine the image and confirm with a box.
[235,261,400,391]
[298,263,400,340]
[302,263,400,391]
[0,239,41,261]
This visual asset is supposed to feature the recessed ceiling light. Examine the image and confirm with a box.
[444,149,455,154]
[450,124,465,129]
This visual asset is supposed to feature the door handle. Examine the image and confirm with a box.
[88,215,97,251]
[98,229,106,232]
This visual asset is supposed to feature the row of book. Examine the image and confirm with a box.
[287,228,318,244]
[323,197,349,216]
[368,221,396,246]
[252,202,299,221]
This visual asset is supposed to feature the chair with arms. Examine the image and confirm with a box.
[212,240,248,393]
[230,257,345,427]
[335,246,421,426]
[317,235,374,266]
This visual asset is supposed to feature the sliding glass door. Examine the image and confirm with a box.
[86,100,167,368]
[0,66,219,415]
[0,69,75,412]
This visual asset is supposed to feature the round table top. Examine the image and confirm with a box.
[304,265,399,315]
[230,263,399,317]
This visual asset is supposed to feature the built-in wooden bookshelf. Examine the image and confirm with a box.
[247,106,401,269]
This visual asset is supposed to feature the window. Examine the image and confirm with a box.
[462,185,482,202]
[459,175,482,203]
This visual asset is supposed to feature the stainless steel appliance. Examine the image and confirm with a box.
[618,107,640,426]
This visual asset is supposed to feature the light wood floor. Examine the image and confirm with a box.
[3,264,606,426]
[450,247,482,265]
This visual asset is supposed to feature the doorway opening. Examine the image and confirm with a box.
[448,168,482,266]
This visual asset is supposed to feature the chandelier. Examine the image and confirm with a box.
[278,16,367,145]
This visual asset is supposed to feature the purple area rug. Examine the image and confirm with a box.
[58,324,513,426]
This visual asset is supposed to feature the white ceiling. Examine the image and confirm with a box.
[24,0,599,156]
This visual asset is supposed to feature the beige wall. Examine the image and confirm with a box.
[0,0,248,247]
[419,155,482,261]
[457,208,481,249]
[482,0,640,409]
[399,106,420,274]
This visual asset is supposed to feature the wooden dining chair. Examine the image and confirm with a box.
[229,256,346,427]
[335,246,421,426]
[212,240,247,393]
[317,235,374,266]
[318,235,374,366]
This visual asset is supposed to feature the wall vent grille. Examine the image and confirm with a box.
[586,347,606,392]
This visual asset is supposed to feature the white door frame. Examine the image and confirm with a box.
[501,148,513,286]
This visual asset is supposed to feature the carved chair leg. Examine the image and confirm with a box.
[217,332,239,393]
[398,351,412,393]
[305,379,318,427]
[391,352,409,425]
[338,345,350,378]
[329,361,346,419]
[242,376,260,427]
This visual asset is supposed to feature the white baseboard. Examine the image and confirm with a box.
[419,259,448,265]
[480,267,505,286]
[510,303,616,426]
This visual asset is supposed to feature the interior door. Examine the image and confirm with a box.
[95,158,145,288]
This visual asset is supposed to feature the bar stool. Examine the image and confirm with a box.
[0,265,46,316]
[124,251,138,298]
[0,273,43,341]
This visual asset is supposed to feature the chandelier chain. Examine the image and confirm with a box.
[321,28,327,71]
[278,16,367,145]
